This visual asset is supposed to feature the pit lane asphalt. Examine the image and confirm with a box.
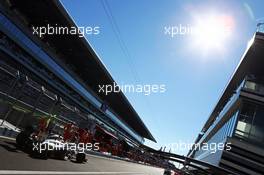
[0,137,164,175]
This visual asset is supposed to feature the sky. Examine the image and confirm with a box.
[60,0,264,156]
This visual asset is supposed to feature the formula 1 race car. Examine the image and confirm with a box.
[32,135,87,163]
[30,134,71,160]
[16,126,86,163]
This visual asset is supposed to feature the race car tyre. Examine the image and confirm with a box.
[16,132,32,152]
[76,153,86,163]
[16,132,26,148]
[30,143,48,159]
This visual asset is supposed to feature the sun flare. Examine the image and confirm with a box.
[191,13,234,55]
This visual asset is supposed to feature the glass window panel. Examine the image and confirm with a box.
[240,102,256,117]
[244,81,256,90]
[250,106,264,143]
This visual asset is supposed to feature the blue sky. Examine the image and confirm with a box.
[61,0,264,155]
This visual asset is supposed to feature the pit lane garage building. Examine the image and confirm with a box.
[0,0,155,146]
[188,29,264,174]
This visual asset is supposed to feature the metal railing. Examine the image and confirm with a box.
[146,148,239,175]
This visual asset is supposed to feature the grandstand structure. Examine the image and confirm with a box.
[0,0,155,147]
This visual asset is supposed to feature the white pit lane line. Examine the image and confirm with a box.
[0,171,147,175]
